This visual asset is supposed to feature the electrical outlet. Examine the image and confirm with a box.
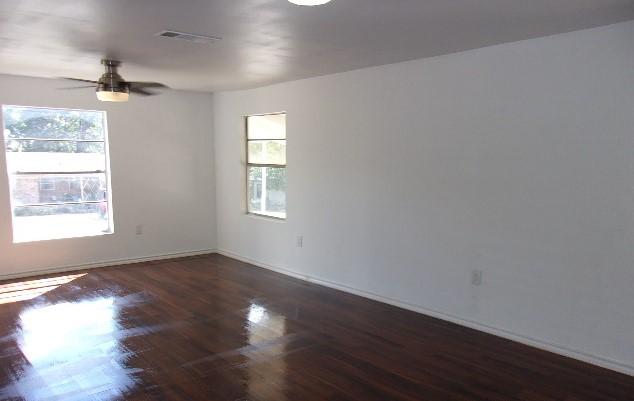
[296,236,303,248]
[471,270,483,286]
[136,224,144,235]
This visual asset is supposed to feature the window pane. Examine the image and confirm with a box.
[2,106,105,141]
[247,114,286,140]
[10,174,108,205]
[247,166,286,218]
[247,140,286,165]
[12,203,111,243]
[2,105,113,243]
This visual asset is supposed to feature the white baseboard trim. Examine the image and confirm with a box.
[0,249,217,281]
[217,248,634,377]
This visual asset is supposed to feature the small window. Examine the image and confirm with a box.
[246,113,286,219]
[2,105,114,243]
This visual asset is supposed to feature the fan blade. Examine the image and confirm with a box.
[58,85,96,90]
[128,81,168,89]
[129,87,156,96]
[62,77,99,84]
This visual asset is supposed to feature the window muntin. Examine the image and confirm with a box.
[246,113,286,219]
[2,105,113,243]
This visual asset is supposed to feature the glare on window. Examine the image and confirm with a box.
[2,105,114,242]
[246,113,287,219]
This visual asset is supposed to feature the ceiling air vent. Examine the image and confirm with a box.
[156,30,222,45]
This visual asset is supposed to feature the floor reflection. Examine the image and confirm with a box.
[1,295,140,401]
[0,274,85,305]
[246,303,288,401]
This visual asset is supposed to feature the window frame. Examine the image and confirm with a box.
[2,104,115,243]
[245,111,287,220]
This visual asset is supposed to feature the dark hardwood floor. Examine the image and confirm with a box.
[0,254,632,401]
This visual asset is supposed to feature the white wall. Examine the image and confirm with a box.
[0,75,216,277]
[214,21,634,374]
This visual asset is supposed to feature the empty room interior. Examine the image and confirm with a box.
[1,0,633,400]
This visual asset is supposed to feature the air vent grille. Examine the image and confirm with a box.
[156,30,222,44]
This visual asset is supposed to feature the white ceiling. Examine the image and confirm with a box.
[0,0,633,92]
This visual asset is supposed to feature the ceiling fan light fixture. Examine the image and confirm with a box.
[96,89,130,102]
[288,0,332,6]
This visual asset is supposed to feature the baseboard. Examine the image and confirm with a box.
[216,248,634,377]
[0,249,217,281]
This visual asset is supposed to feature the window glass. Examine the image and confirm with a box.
[246,113,286,219]
[2,105,113,243]
[247,166,287,219]
[247,140,286,165]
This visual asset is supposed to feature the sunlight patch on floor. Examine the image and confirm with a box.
[0,274,86,305]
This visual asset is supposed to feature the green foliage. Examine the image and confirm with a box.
[248,166,262,181]
[266,167,286,191]
[264,141,284,162]
[247,140,285,164]
[3,107,104,153]
[248,166,286,191]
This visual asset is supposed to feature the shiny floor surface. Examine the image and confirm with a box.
[0,254,632,401]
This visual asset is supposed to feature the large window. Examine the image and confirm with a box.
[246,113,286,219]
[2,105,113,243]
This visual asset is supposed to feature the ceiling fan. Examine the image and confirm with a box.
[62,59,168,102]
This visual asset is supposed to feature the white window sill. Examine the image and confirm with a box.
[246,212,286,222]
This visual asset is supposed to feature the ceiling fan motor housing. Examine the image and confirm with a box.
[97,59,130,94]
